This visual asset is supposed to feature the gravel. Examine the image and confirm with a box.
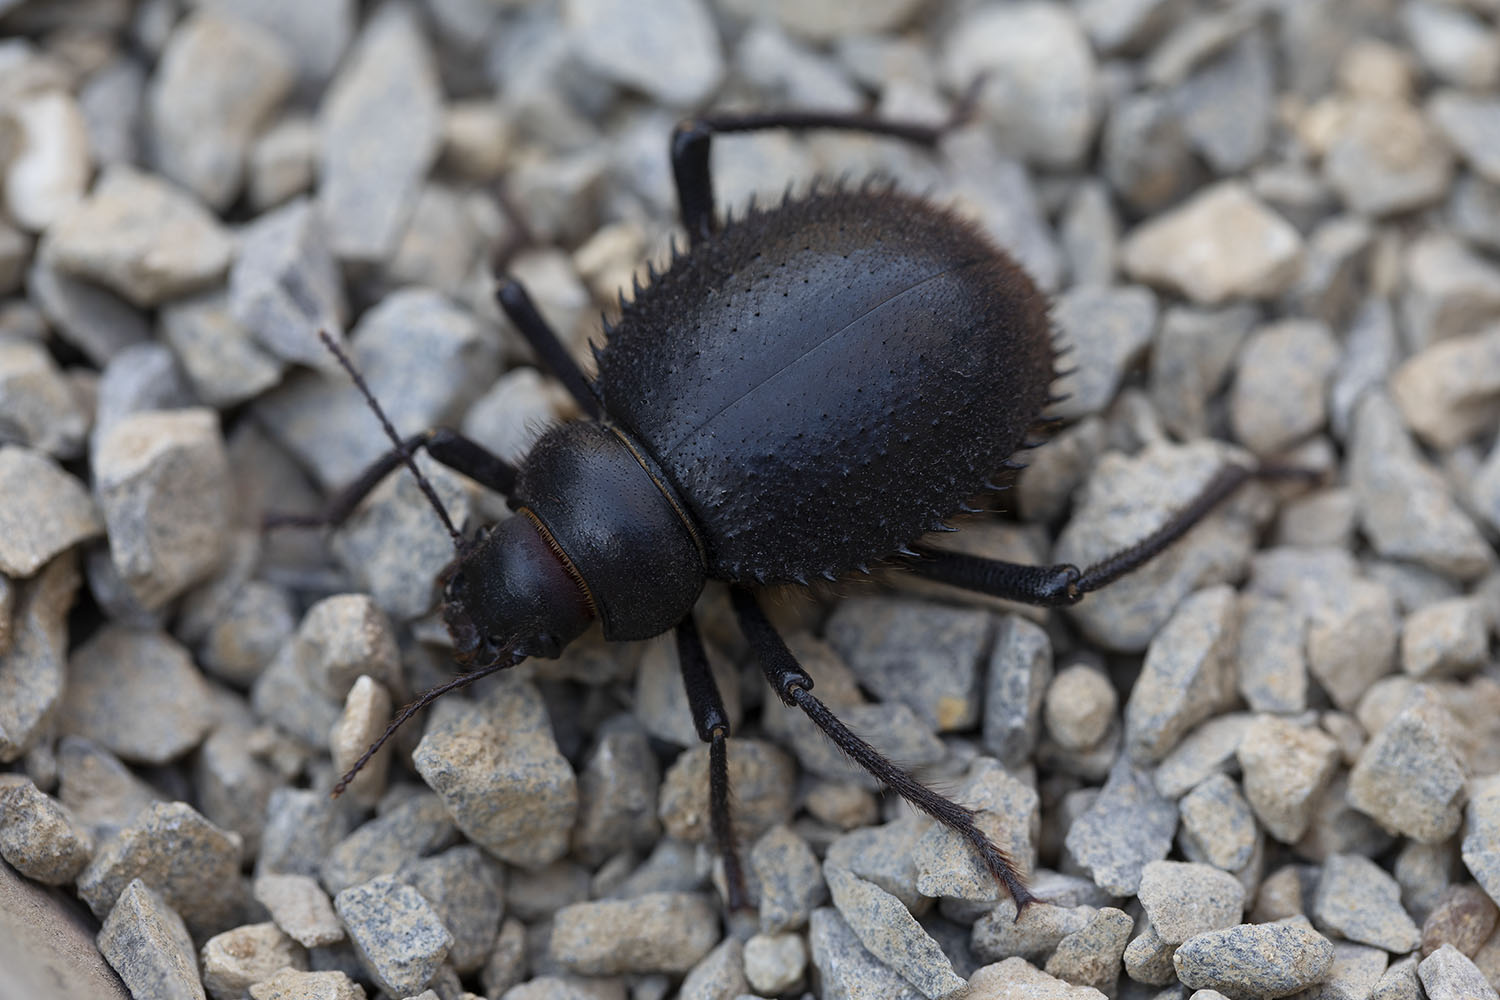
[3,1,1498,998]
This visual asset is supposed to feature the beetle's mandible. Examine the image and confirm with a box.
[280,94,1302,912]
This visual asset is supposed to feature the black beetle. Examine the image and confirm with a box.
[284,95,1292,911]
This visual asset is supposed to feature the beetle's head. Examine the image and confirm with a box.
[439,512,596,665]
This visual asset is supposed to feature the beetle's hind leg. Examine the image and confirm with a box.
[906,462,1320,605]
[671,78,986,245]
[730,587,1037,910]
[496,278,602,420]
[674,614,750,910]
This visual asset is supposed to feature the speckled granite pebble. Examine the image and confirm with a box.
[827,864,966,999]
[549,891,719,976]
[1173,919,1335,999]
[0,779,93,884]
[1313,853,1421,953]
[247,969,366,1000]
[96,879,205,1000]
[0,446,100,577]
[1419,944,1500,1000]
[412,677,575,869]
[1139,861,1246,944]
[1066,758,1177,895]
[334,875,452,997]
[252,873,344,948]
[1237,715,1340,844]
[199,922,306,1000]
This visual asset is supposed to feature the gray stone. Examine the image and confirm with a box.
[1403,3,1500,89]
[0,447,99,577]
[970,956,1109,999]
[1178,774,1257,873]
[191,0,354,94]
[1237,715,1340,844]
[942,3,1097,169]
[55,736,160,846]
[1401,598,1489,678]
[1057,440,1271,652]
[1139,861,1245,945]
[825,818,927,915]
[1065,758,1177,896]
[26,243,150,367]
[1173,919,1335,999]
[1123,922,1177,986]
[1370,955,1421,1000]
[160,291,283,409]
[93,408,231,611]
[744,931,805,996]
[228,197,348,373]
[200,923,307,1000]
[319,791,457,897]
[1124,585,1239,763]
[0,340,88,459]
[248,970,365,999]
[1076,0,1182,54]
[252,873,344,948]
[1122,182,1303,305]
[397,845,503,974]
[324,673,390,803]
[678,937,748,1000]
[1399,233,1500,351]
[461,366,577,469]
[1451,174,1500,254]
[1149,303,1258,442]
[0,217,28,296]
[913,759,1038,903]
[2,89,90,232]
[1330,299,1398,440]
[147,11,294,209]
[1044,664,1116,753]
[1050,285,1157,420]
[983,615,1053,769]
[1230,321,1339,456]
[1419,944,1500,1000]
[810,905,924,1000]
[335,875,452,996]
[1348,693,1467,844]
[1390,326,1500,452]
[0,554,78,762]
[97,880,205,1000]
[318,3,442,262]
[382,183,493,295]
[1286,215,1375,329]
[413,676,576,868]
[1322,92,1452,216]
[252,789,349,884]
[826,597,990,733]
[48,164,233,307]
[1059,180,1119,288]
[571,722,661,865]
[1429,92,1500,186]
[1175,29,1274,174]
[91,343,194,446]
[750,824,826,934]
[1314,853,1421,953]
[292,593,401,703]
[826,865,966,999]
[247,115,317,211]
[1102,92,1200,216]
[1043,907,1131,995]
[78,801,243,935]
[550,891,719,975]
[721,0,926,41]
[328,458,472,621]
[196,578,295,687]
[567,0,723,106]
[58,626,212,765]
[1156,713,1254,799]
[256,288,496,490]
[943,131,1064,293]
[1298,941,1389,1000]
[1463,775,1500,907]
[660,738,795,845]
[971,899,1095,965]
[1350,393,1491,581]
[1236,594,1308,714]
[0,778,93,884]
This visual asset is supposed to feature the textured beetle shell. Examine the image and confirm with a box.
[596,189,1055,584]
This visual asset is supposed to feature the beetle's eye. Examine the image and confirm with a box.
[445,572,465,598]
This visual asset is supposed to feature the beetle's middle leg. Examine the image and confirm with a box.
[671,79,985,245]
[674,613,749,910]
[730,586,1037,910]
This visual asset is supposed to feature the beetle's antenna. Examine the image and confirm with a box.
[331,650,523,797]
[317,330,462,546]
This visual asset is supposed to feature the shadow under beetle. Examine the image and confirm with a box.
[283,96,1297,912]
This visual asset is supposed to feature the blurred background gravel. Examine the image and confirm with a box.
[1,0,1499,998]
